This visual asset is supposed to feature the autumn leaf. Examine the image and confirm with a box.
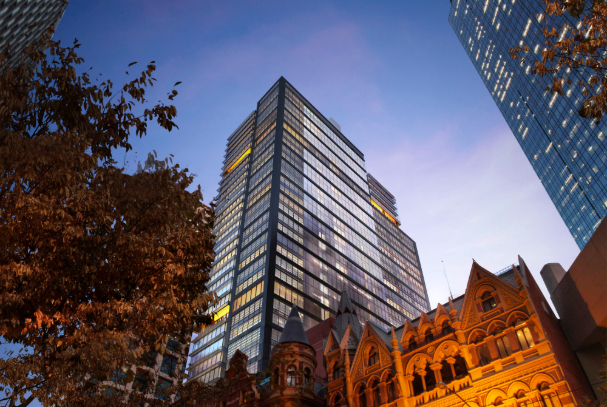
[0,29,216,407]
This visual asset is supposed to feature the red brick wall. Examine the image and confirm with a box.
[524,266,595,402]
[306,318,334,383]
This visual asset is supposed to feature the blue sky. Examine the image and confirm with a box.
[53,0,580,307]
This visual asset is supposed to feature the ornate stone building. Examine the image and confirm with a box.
[218,306,325,407]
[323,257,595,407]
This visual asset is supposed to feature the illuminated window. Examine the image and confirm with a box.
[225,148,251,174]
[286,367,297,387]
[367,346,378,366]
[482,291,497,312]
[514,319,535,350]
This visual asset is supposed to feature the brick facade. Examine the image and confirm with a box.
[324,260,595,407]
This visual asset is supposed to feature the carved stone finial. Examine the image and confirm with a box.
[390,327,399,350]
[344,348,351,368]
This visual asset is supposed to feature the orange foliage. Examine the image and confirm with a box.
[510,0,607,122]
[0,31,220,406]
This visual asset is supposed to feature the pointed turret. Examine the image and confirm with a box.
[336,290,356,316]
[334,290,363,341]
[390,327,399,350]
[278,305,309,345]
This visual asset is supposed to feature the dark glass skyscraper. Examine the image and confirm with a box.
[0,0,70,69]
[449,0,607,249]
[187,78,430,382]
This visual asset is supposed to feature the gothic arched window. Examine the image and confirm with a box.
[424,364,436,391]
[493,327,513,358]
[424,329,434,344]
[372,380,381,407]
[286,366,297,387]
[481,291,497,312]
[367,346,378,366]
[440,359,454,384]
[386,374,395,402]
[412,371,424,396]
[304,368,311,388]
[474,335,491,366]
[441,320,453,335]
[357,385,367,407]
[332,362,342,380]
[514,319,535,350]
[453,354,468,379]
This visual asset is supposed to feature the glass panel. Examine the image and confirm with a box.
[517,329,529,350]
[523,327,535,347]
[496,338,508,358]
[503,335,513,355]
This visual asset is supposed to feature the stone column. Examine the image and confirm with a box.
[486,336,500,359]
[403,375,415,398]
[459,344,473,368]
[469,345,480,367]
[364,388,373,407]
[390,327,408,405]
[430,363,443,384]
[505,327,521,352]
[445,357,456,379]
[416,369,427,392]
[344,350,354,407]
[379,382,388,405]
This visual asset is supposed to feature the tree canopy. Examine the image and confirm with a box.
[0,31,217,406]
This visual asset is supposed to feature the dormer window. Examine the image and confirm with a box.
[441,320,454,335]
[424,329,434,344]
[409,336,417,350]
[367,346,378,366]
[481,291,497,312]
[332,362,342,380]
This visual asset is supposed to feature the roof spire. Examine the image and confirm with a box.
[336,290,356,316]
[278,305,309,345]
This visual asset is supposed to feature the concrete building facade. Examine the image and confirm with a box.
[541,219,607,400]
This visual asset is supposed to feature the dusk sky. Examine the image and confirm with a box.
[54,0,580,309]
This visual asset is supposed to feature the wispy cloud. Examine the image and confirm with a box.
[365,122,580,307]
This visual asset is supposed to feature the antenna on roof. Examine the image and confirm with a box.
[442,261,454,299]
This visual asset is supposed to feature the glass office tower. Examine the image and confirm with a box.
[449,0,607,249]
[0,0,70,70]
[187,78,430,382]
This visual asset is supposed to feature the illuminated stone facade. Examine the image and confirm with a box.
[216,306,325,407]
[323,258,595,407]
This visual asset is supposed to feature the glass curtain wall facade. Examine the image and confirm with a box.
[187,77,430,383]
[449,0,606,249]
[0,0,70,70]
